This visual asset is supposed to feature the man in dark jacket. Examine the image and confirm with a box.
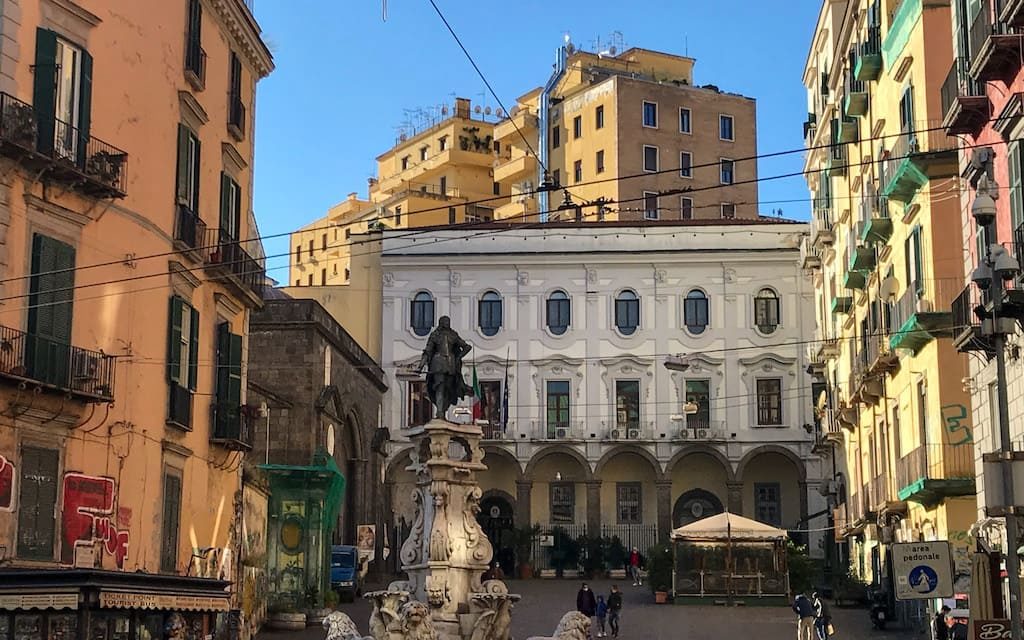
[607,585,623,638]
[577,583,597,619]
[934,605,951,640]
[812,592,831,639]
[793,593,816,640]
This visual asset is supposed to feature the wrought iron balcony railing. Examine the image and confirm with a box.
[204,227,265,300]
[173,203,207,253]
[185,41,207,90]
[228,95,246,140]
[211,402,253,450]
[0,324,114,401]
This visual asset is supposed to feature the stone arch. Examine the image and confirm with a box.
[523,444,593,481]
[481,445,524,480]
[481,488,517,508]
[594,444,664,481]
[344,410,364,455]
[735,444,806,482]
[666,444,736,482]
[673,488,725,528]
[385,446,415,483]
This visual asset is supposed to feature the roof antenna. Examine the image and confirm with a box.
[685,35,688,57]
[382,0,388,21]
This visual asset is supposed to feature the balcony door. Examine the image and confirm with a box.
[27,234,75,387]
[53,38,83,161]
[33,28,92,162]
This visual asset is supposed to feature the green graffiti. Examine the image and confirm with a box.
[942,404,973,446]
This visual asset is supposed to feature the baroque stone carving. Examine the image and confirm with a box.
[400,489,426,566]
[428,481,452,562]
[525,612,592,640]
[365,586,409,640]
[383,272,395,287]
[400,601,438,640]
[450,271,461,287]
[324,612,373,640]
[424,574,450,609]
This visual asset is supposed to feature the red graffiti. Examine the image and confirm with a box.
[61,473,129,568]
[0,455,13,511]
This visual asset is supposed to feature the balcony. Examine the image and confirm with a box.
[844,73,869,118]
[854,26,883,82]
[897,444,975,504]
[184,41,207,91]
[173,204,207,259]
[867,473,890,511]
[816,338,840,361]
[942,57,989,136]
[849,245,876,272]
[168,381,193,430]
[0,93,128,199]
[1001,0,1024,27]
[831,296,853,314]
[493,153,537,183]
[837,116,858,143]
[952,284,996,357]
[889,280,958,353]
[494,108,539,142]
[678,417,726,441]
[811,212,835,247]
[801,240,821,270]
[843,269,867,290]
[827,144,848,176]
[0,324,114,402]
[203,228,264,305]
[228,96,246,141]
[803,112,817,147]
[881,123,958,203]
[210,402,253,450]
[969,7,1022,82]
[387,181,463,202]
[866,332,900,376]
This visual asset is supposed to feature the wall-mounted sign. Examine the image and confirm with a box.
[0,594,78,610]
[99,591,229,611]
[892,541,953,601]
[974,619,1010,639]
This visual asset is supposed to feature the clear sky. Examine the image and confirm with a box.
[251,1,822,280]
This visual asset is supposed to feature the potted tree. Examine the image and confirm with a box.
[606,536,628,579]
[646,544,675,604]
[548,528,581,578]
[304,585,331,625]
[580,534,607,579]
[513,524,541,580]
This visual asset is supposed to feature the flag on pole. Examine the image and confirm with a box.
[471,363,482,421]
[501,349,510,433]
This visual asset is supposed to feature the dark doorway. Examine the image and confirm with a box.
[478,494,515,575]
[672,489,725,528]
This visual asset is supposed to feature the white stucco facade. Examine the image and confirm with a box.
[380,221,828,561]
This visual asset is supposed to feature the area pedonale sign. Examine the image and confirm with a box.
[975,620,1011,639]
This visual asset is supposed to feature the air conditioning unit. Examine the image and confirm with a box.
[627,428,641,440]
[72,352,99,381]
[697,429,709,439]
[916,298,933,313]
[679,429,690,439]
[555,427,569,439]
[609,429,622,440]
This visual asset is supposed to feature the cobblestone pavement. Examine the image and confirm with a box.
[258,579,921,640]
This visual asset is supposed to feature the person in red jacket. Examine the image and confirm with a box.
[628,547,645,586]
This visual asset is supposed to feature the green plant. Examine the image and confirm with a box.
[579,535,607,578]
[324,589,340,608]
[304,584,320,609]
[646,544,674,596]
[513,524,542,569]
[786,541,817,595]
[606,536,627,572]
[548,527,581,577]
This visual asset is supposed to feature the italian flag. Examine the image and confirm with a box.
[472,364,482,421]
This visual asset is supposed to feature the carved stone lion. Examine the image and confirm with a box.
[322,612,372,640]
[400,601,437,640]
[525,611,591,640]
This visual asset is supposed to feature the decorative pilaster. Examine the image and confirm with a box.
[727,481,744,515]
[515,480,533,527]
[586,481,602,537]
[799,481,810,522]
[656,481,673,542]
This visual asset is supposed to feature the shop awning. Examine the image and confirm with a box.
[670,511,788,542]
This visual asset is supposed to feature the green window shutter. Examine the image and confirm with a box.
[1011,142,1024,233]
[232,180,242,241]
[167,297,184,383]
[16,446,58,560]
[175,124,190,206]
[27,235,75,385]
[76,49,93,166]
[188,307,199,391]
[160,472,182,572]
[228,331,242,406]
[192,134,201,211]
[912,226,924,295]
[33,28,58,155]
[219,172,231,235]
[216,321,230,402]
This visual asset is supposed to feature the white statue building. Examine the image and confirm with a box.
[380,220,828,569]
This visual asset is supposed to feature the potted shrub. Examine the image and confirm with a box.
[606,536,628,579]
[646,544,674,604]
[548,528,581,578]
[324,589,340,611]
[580,534,607,579]
[513,524,541,580]
[304,585,331,626]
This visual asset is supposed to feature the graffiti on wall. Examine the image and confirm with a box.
[949,529,974,593]
[240,484,268,640]
[0,454,14,511]
[61,473,130,568]
[941,404,973,446]
[192,546,233,581]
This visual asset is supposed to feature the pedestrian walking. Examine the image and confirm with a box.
[595,595,608,638]
[933,605,951,640]
[792,593,816,640]
[607,585,623,639]
[812,591,832,639]
[628,547,645,586]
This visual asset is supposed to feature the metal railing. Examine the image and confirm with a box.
[185,41,207,89]
[168,381,193,429]
[868,472,889,508]
[0,92,37,153]
[896,444,975,490]
[52,117,128,196]
[861,24,882,57]
[891,276,961,330]
[600,524,658,558]
[0,324,114,401]
[173,203,206,250]
[401,182,462,200]
[1014,221,1024,278]
[228,96,246,138]
[952,283,983,340]
[211,401,253,447]
[885,120,955,184]
[969,0,1010,63]
[941,57,984,119]
[204,227,265,298]
[849,491,865,523]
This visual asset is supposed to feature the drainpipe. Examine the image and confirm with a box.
[538,44,568,221]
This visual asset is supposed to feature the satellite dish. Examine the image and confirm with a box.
[510,106,519,116]
[441,105,449,115]
[485,106,492,115]
[496,108,505,118]
[399,133,407,141]
[474,105,482,114]
[609,45,617,55]
[566,43,576,54]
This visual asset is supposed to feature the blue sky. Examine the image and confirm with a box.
[251,1,822,278]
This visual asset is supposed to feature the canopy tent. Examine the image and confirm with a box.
[671,511,788,542]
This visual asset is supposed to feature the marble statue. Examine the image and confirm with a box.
[524,612,592,640]
[324,612,374,640]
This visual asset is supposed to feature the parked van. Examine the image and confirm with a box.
[330,545,360,602]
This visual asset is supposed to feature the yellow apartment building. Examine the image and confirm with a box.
[493,46,759,222]
[803,0,975,601]
[0,0,272,612]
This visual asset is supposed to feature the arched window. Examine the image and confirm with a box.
[546,290,571,335]
[478,291,502,336]
[614,290,640,335]
[410,292,435,337]
[684,289,709,334]
[754,288,780,334]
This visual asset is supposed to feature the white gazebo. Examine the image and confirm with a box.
[670,512,789,603]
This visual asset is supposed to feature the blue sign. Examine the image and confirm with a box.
[908,565,939,595]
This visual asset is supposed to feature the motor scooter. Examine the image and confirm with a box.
[868,588,892,630]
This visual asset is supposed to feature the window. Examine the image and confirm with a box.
[573,160,582,183]
[478,379,502,436]
[680,197,693,220]
[684,290,709,334]
[320,269,326,286]
[344,268,350,280]
[478,291,502,336]
[644,191,659,220]
[174,125,202,245]
[321,234,327,251]
[573,115,582,139]
[617,483,642,524]
[395,206,402,225]
[596,150,605,173]
[1010,142,1024,232]
[905,226,924,296]
[28,234,75,387]
[160,472,182,572]
[308,274,313,286]
[494,141,501,154]
[34,30,93,160]
[755,483,782,526]
[345,228,351,239]
[596,105,605,129]
[679,107,692,133]
[295,280,300,286]
[685,379,711,430]
[643,145,658,172]
[295,246,301,264]
[333,264,338,276]
[214,322,243,441]
[546,380,570,437]
[721,203,736,219]
[615,380,640,430]
[411,292,435,337]
[720,114,734,141]
[643,101,658,128]
[448,207,456,224]
[756,378,783,425]
[408,380,432,428]
[615,290,640,335]
[167,296,200,428]
[420,146,428,161]
[720,158,734,184]
[216,172,242,241]
[439,136,447,151]
[185,0,203,82]
[552,169,561,187]
[754,288,780,333]
[550,482,575,524]
[440,176,447,194]
[546,290,571,335]
[16,446,59,560]
[493,182,501,196]
[899,85,915,132]
[551,125,560,149]
[401,156,410,171]
[680,151,693,178]
[916,381,928,447]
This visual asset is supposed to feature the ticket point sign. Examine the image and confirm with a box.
[892,541,954,601]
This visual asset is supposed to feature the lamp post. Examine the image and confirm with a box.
[970,177,1023,640]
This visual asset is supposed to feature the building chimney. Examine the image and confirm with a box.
[348,192,358,201]
[455,97,471,119]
